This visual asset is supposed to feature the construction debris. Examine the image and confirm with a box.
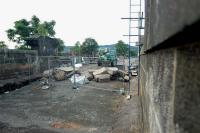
[131,70,138,76]
[42,85,50,90]
[94,74,111,82]
[55,66,78,72]
[124,75,130,82]
[42,66,81,81]
[118,70,128,77]
[42,66,132,83]
[70,75,89,85]
[85,67,131,82]
[43,69,53,78]
[53,69,66,81]
[107,67,119,75]
[93,67,108,76]
[83,72,94,81]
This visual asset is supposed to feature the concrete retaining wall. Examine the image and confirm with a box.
[141,0,200,133]
[0,49,39,80]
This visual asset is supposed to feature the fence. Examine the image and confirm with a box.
[0,49,39,80]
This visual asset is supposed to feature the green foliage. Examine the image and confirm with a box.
[115,40,128,57]
[30,15,40,35]
[130,49,137,57]
[6,15,56,44]
[115,40,138,57]
[57,38,65,52]
[71,41,81,56]
[0,41,8,48]
[81,38,99,56]
[43,21,56,36]
[15,44,31,50]
[37,24,48,36]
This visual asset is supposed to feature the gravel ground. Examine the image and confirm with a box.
[0,64,142,133]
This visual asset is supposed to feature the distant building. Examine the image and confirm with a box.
[25,36,59,56]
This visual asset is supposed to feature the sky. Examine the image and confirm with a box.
[0,0,144,48]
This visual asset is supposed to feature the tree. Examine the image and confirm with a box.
[30,15,40,35]
[130,49,137,57]
[115,40,128,57]
[37,24,48,36]
[71,41,81,56]
[7,19,32,43]
[81,38,99,57]
[57,38,65,52]
[0,41,8,48]
[6,15,56,44]
[43,20,56,36]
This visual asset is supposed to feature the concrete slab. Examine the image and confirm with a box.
[0,80,123,133]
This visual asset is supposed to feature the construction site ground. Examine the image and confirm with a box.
[0,64,142,133]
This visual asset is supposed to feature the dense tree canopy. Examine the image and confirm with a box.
[6,15,65,52]
[115,40,128,57]
[6,15,56,44]
[115,40,137,57]
[81,38,99,57]
[57,38,65,52]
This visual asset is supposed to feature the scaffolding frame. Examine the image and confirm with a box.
[122,0,144,96]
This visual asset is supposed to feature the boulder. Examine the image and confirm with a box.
[107,67,118,75]
[43,69,53,78]
[94,74,111,82]
[124,75,130,81]
[93,67,108,76]
[83,72,94,81]
[118,70,128,77]
[53,70,65,81]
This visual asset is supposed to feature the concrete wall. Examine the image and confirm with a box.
[0,49,39,80]
[141,0,200,133]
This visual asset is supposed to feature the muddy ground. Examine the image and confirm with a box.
[0,64,142,133]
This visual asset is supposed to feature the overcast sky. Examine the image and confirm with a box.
[0,0,144,48]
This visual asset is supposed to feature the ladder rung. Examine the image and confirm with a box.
[131,12,141,14]
[122,17,145,20]
[131,4,141,6]
[123,35,140,37]
[130,42,139,43]
[131,27,140,28]
[130,27,145,29]
[136,44,143,46]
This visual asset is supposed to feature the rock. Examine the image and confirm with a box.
[53,70,65,81]
[107,67,118,75]
[40,77,48,85]
[65,71,75,78]
[56,66,78,72]
[83,72,94,81]
[94,74,111,82]
[124,75,130,81]
[131,71,138,76]
[43,69,53,78]
[88,69,96,74]
[118,70,128,77]
[93,67,108,76]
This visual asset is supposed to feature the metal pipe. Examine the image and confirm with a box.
[128,0,132,95]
